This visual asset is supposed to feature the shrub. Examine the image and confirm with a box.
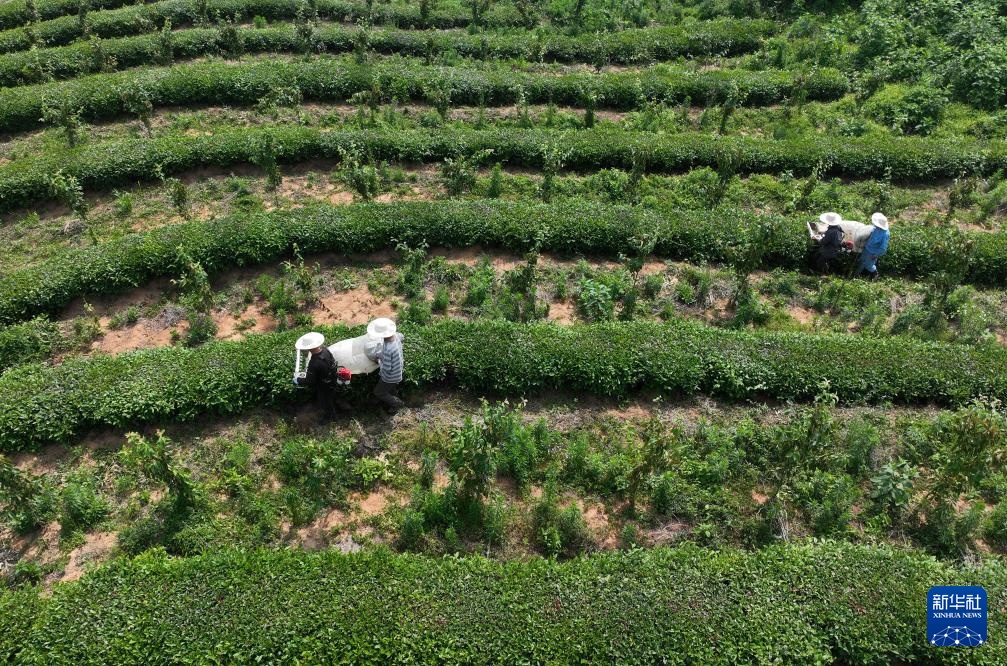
[463,260,495,308]
[8,312,1007,450]
[397,506,426,551]
[864,84,948,136]
[59,469,108,533]
[7,123,1001,213]
[440,149,493,197]
[48,170,88,231]
[674,281,697,305]
[532,487,591,558]
[418,450,437,491]
[575,279,614,321]
[642,273,664,299]
[842,416,881,475]
[172,253,217,344]
[485,162,503,198]
[870,459,918,517]
[925,399,1007,504]
[39,95,84,146]
[0,2,775,55]
[335,144,380,201]
[165,177,190,217]
[400,299,432,326]
[793,470,859,537]
[120,430,199,514]
[9,197,1007,329]
[912,499,985,558]
[0,317,61,373]
[648,471,684,517]
[0,55,842,132]
[112,189,133,217]
[539,142,570,203]
[10,560,43,588]
[983,502,1007,551]
[275,435,353,523]
[251,132,282,190]
[7,543,1007,663]
[431,286,450,313]
[0,454,54,533]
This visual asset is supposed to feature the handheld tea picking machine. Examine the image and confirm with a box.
[807,211,873,255]
[294,331,379,387]
[807,211,876,273]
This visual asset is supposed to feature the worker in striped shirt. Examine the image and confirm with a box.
[365,318,406,415]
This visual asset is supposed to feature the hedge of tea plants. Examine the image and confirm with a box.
[2,318,1007,450]
[2,125,996,212]
[2,542,1005,664]
[0,0,750,53]
[0,18,777,86]
[0,56,842,131]
[4,199,1007,326]
[0,0,523,52]
[0,0,141,32]
[0,318,60,374]
[0,0,535,51]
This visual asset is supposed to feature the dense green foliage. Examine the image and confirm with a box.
[4,124,997,211]
[0,0,753,52]
[5,1,1007,659]
[0,0,507,52]
[6,200,1007,326]
[0,318,60,374]
[3,318,1007,450]
[0,0,140,32]
[393,398,1007,558]
[2,543,1006,664]
[0,19,776,86]
[0,56,839,131]
[0,0,761,51]
[0,586,43,663]
[842,0,1007,110]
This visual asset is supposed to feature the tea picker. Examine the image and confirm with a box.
[854,213,890,280]
[293,330,379,419]
[807,212,874,274]
[363,317,406,415]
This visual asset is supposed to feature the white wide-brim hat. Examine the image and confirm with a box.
[819,212,843,226]
[367,317,397,339]
[295,331,325,350]
[871,213,889,231]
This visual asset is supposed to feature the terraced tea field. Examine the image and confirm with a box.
[2,0,1007,662]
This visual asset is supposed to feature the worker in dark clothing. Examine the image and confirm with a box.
[293,333,351,420]
[815,212,846,273]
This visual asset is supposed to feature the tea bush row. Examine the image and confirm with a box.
[0,0,140,32]
[0,56,841,131]
[3,318,1007,450]
[0,18,776,86]
[0,0,516,52]
[3,199,1007,325]
[3,543,1006,664]
[4,123,992,212]
[0,0,690,53]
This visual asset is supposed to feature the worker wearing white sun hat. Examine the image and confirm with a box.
[815,212,846,273]
[365,318,405,415]
[293,331,350,420]
[855,213,890,280]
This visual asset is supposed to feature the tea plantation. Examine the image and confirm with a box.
[2,0,1007,663]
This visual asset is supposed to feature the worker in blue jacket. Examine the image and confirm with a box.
[855,213,890,280]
